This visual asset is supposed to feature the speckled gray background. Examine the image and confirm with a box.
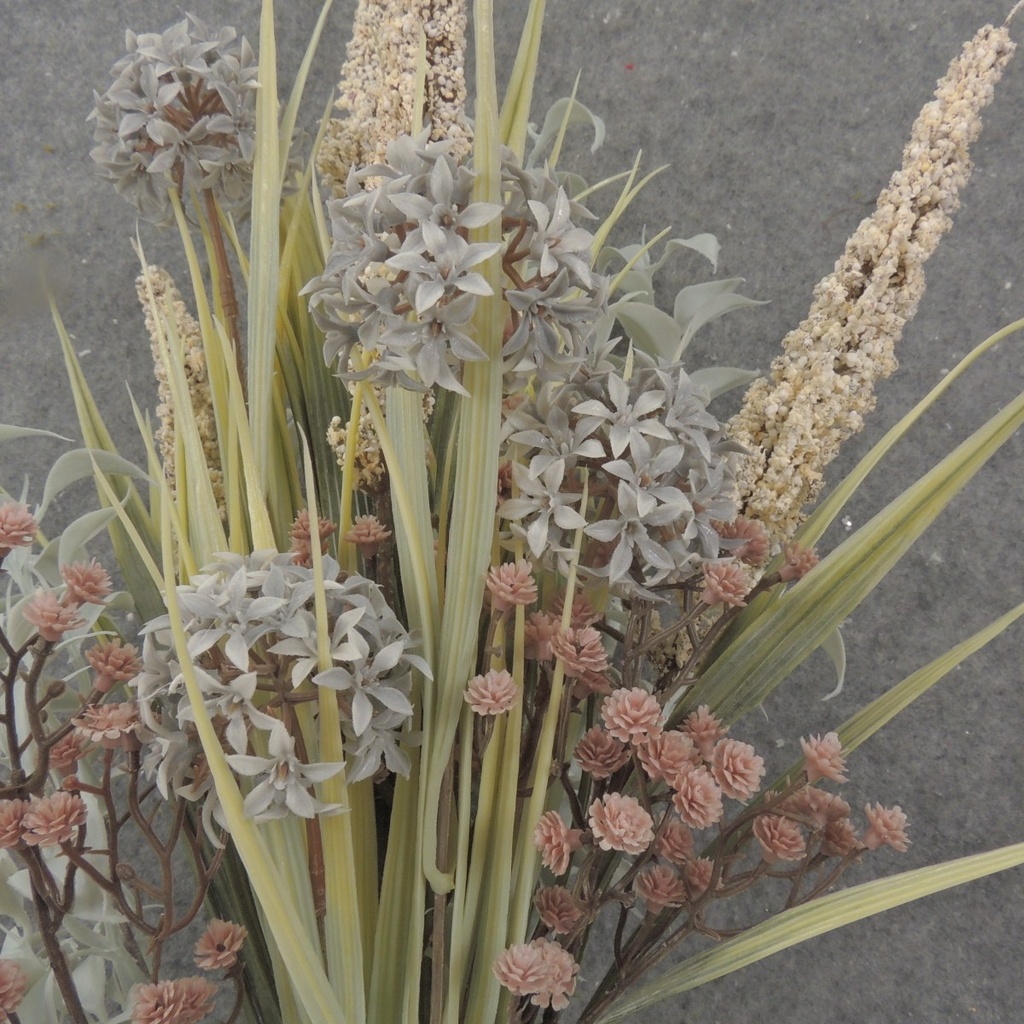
[1,2,1022,1022]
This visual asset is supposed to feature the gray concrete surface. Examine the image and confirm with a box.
[2,1,1022,1022]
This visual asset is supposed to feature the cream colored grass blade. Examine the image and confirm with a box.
[52,304,162,618]
[593,842,1024,1023]
[300,435,367,1024]
[139,262,228,565]
[420,0,505,896]
[248,0,283,494]
[675,386,1024,726]
[157,492,347,1024]
[498,0,547,157]
[590,155,667,261]
[278,0,335,180]
[797,317,1024,550]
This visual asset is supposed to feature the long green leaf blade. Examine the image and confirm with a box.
[594,843,1024,1023]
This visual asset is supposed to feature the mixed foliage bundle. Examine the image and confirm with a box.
[2,3,1023,1023]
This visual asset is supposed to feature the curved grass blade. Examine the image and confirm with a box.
[593,842,1024,1022]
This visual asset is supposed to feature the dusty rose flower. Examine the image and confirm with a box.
[634,864,686,913]
[290,508,337,567]
[0,960,28,1020]
[753,813,807,864]
[589,793,654,855]
[130,976,217,1024]
[21,791,87,847]
[710,738,765,801]
[23,591,84,643]
[682,705,728,760]
[655,818,695,865]
[49,731,87,775]
[550,591,600,629]
[486,560,538,612]
[684,856,715,896]
[822,817,861,857]
[493,942,549,1001]
[800,731,847,783]
[61,559,112,605]
[572,669,614,700]
[73,702,141,748]
[715,516,769,566]
[601,687,664,747]
[0,800,29,849]
[671,764,724,830]
[524,611,559,661]
[550,626,609,679]
[493,938,578,1011]
[533,810,582,875]
[863,804,910,852]
[0,502,37,557]
[86,638,142,692]
[194,918,247,970]
[574,725,629,780]
[534,886,582,935]
[464,669,518,715]
[779,542,819,582]
[699,560,750,608]
[342,514,390,560]
[781,786,851,828]
[638,730,701,784]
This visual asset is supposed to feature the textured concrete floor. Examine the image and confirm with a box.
[2,2,1023,1022]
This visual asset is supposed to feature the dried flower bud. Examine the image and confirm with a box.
[0,501,38,557]
[87,638,142,692]
[533,810,582,876]
[753,813,807,864]
[634,863,686,913]
[715,516,770,566]
[589,792,654,855]
[0,960,28,1020]
[130,975,218,1024]
[710,737,765,801]
[73,702,142,749]
[671,764,724,830]
[654,818,695,865]
[60,559,113,604]
[534,886,582,935]
[464,669,518,715]
[290,509,337,567]
[700,560,750,608]
[194,918,248,970]
[23,590,85,642]
[863,803,910,852]
[550,626,609,679]
[0,800,29,849]
[638,730,701,785]
[574,725,630,780]
[343,515,392,560]
[800,731,847,784]
[485,559,538,612]
[682,704,727,760]
[684,856,715,896]
[21,791,87,847]
[493,937,579,1011]
[600,687,664,747]
[779,542,819,582]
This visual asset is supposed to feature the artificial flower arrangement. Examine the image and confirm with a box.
[1,1,1023,1022]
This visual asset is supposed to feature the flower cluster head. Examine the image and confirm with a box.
[130,976,217,1024]
[89,16,259,223]
[493,937,579,1011]
[499,353,736,596]
[533,810,582,876]
[194,918,247,970]
[0,501,38,557]
[464,669,518,716]
[0,961,28,1021]
[307,130,607,394]
[131,550,427,834]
